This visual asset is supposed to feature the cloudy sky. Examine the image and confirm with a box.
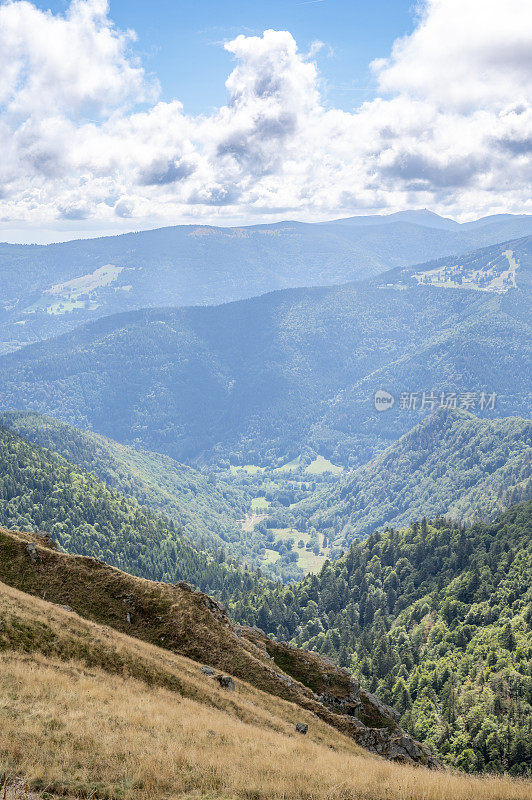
[1,0,531,242]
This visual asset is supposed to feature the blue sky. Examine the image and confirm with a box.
[1,0,530,242]
[35,0,416,115]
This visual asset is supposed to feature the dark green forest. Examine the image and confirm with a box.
[0,425,262,599]
[229,502,532,775]
[291,409,532,547]
[0,410,249,552]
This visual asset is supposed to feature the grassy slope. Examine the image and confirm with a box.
[0,553,531,799]
[0,526,442,764]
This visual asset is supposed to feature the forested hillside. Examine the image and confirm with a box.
[230,502,532,774]
[0,425,260,598]
[1,411,531,774]
[0,410,248,552]
[0,236,529,467]
[291,409,532,546]
[0,410,346,580]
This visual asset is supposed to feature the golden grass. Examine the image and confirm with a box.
[0,581,341,740]
[0,584,530,800]
[1,652,530,800]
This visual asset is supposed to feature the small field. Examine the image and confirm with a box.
[269,527,331,573]
[273,456,302,473]
[230,463,265,475]
[273,455,343,474]
[251,496,270,512]
[263,547,281,565]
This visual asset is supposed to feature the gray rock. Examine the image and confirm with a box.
[295,722,308,735]
[25,542,38,563]
[200,666,215,676]
[60,605,73,612]
[175,580,195,592]
[215,675,235,691]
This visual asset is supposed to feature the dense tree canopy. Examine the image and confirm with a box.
[0,426,263,599]
[229,502,532,775]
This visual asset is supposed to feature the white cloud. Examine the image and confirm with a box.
[0,0,531,239]
[372,0,532,111]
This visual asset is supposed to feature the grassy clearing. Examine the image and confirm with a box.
[273,456,301,473]
[263,548,281,565]
[230,464,265,475]
[251,496,270,512]
[270,527,331,574]
[296,547,331,573]
[305,455,343,475]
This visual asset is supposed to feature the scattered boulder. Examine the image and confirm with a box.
[200,666,215,676]
[25,542,38,563]
[60,605,73,613]
[203,595,227,621]
[215,674,235,691]
[36,531,59,549]
[295,722,308,735]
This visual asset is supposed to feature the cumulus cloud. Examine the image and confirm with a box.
[0,0,531,236]
[372,0,532,111]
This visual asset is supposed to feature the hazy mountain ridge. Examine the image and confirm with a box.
[0,236,529,467]
[2,211,532,353]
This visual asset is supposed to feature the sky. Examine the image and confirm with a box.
[0,0,531,243]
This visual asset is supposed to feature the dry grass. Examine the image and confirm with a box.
[1,652,530,800]
[0,581,341,740]
[0,527,408,742]
[0,584,530,800]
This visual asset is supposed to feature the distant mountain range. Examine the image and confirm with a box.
[1,236,529,466]
[2,210,532,353]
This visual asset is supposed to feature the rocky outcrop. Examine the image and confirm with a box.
[25,542,38,563]
[215,674,236,691]
[238,627,439,768]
